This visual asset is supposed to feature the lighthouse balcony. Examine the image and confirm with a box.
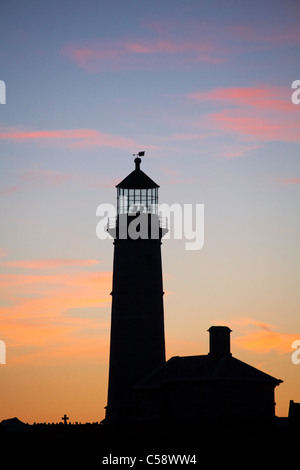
[106,214,168,239]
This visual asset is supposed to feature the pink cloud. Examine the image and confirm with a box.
[0,258,101,269]
[0,170,72,196]
[277,178,300,185]
[188,86,294,112]
[63,21,300,73]
[0,271,110,291]
[89,177,121,189]
[216,143,262,159]
[0,266,112,364]
[63,43,121,72]
[210,109,300,142]
[227,317,299,355]
[158,165,194,185]
[157,132,214,142]
[0,128,97,141]
[227,23,300,47]
[234,329,299,354]
[126,40,210,54]
[187,85,299,143]
[0,186,19,195]
[142,19,178,35]
[20,169,71,186]
[0,126,137,150]
[62,38,226,72]
[237,21,300,48]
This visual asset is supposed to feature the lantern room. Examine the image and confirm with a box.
[116,156,159,215]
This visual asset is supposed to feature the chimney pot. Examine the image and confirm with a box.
[208,326,232,357]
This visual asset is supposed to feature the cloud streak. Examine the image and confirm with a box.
[0,186,19,195]
[0,260,112,364]
[20,169,71,187]
[0,126,138,149]
[277,178,300,185]
[210,110,300,142]
[61,18,300,73]
[61,38,226,72]
[231,317,299,355]
[0,258,101,269]
[188,86,293,112]
[187,85,300,143]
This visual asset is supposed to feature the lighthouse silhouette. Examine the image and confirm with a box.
[105,153,167,423]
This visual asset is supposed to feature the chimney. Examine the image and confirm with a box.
[208,326,232,357]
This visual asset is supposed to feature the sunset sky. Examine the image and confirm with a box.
[0,0,299,423]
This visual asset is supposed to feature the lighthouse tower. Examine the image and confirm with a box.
[105,154,167,423]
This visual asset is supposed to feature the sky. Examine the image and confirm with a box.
[0,0,299,423]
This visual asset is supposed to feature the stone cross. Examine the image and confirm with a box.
[61,414,69,425]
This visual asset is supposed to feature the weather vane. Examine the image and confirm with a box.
[132,151,145,157]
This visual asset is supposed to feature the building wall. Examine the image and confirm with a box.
[135,380,276,422]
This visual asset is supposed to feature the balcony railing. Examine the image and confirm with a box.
[106,215,168,237]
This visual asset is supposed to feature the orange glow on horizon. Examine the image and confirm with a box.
[0,261,112,366]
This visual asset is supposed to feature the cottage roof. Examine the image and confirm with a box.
[135,354,282,389]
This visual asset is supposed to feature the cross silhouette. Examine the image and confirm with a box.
[61,414,69,425]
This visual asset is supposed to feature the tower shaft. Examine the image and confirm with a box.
[106,235,165,422]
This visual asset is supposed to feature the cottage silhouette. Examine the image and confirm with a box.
[135,326,282,423]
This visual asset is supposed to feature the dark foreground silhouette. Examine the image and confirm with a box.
[0,416,298,451]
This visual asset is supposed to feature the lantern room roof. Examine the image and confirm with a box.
[116,157,159,189]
